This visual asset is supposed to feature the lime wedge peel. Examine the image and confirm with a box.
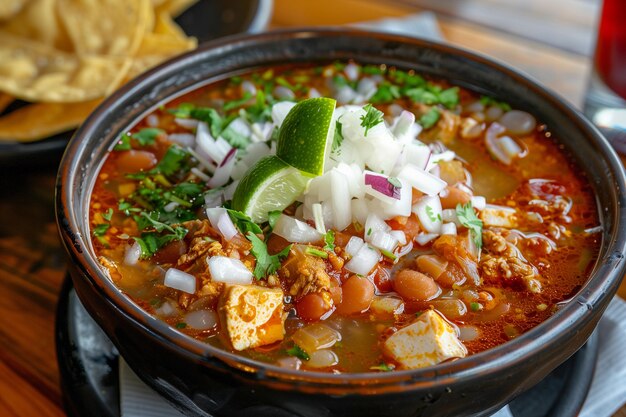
[276,97,337,176]
[232,155,311,223]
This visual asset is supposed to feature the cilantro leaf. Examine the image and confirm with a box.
[92,223,110,237]
[189,107,223,138]
[223,92,253,111]
[370,83,400,104]
[480,95,512,111]
[331,119,344,155]
[168,103,195,118]
[323,230,335,252]
[438,87,460,109]
[456,202,483,249]
[133,227,188,259]
[227,209,263,235]
[102,208,114,221]
[154,145,189,176]
[221,124,251,149]
[419,107,440,129]
[286,344,310,361]
[405,87,438,105]
[113,133,132,151]
[247,232,291,279]
[360,104,384,136]
[132,128,164,146]
[267,210,282,231]
[425,205,442,223]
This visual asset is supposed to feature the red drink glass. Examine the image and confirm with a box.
[594,0,626,100]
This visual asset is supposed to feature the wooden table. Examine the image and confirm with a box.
[1,1,624,416]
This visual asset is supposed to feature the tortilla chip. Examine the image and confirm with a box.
[0,0,73,52]
[155,0,198,18]
[154,10,188,39]
[0,98,101,142]
[0,0,28,21]
[57,0,153,56]
[0,33,131,102]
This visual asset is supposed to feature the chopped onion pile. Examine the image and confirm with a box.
[164,268,196,294]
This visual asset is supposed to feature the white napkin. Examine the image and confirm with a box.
[119,12,626,417]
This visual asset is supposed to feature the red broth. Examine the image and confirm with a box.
[89,63,600,373]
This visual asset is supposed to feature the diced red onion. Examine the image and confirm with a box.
[273,214,322,243]
[441,222,457,235]
[207,256,253,284]
[345,244,380,275]
[124,242,142,266]
[164,268,196,294]
[471,196,486,210]
[415,233,438,246]
[345,236,365,257]
[499,110,536,135]
[208,148,236,188]
[174,117,199,129]
[364,171,401,201]
[369,231,398,253]
[377,178,412,218]
[389,230,407,245]
[413,195,443,234]
[184,310,218,330]
[397,164,446,196]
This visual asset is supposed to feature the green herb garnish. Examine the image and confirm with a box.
[370,363,395,372]
[175,322,187,329]
[286,344,310,361]
[425,205,442,223]
[480,95,512,111]
[227,209,263,235]
[92,223,110,237]
[305,247,328,258]
[456,202,483,249]
[102,208,114,221]
[247,232,292,279]
[323,230,335,252]
[331,119,344,155]
[267,210,282,231]
[360,104,384,136]
[470,302,482,312]
[419,107,441,129]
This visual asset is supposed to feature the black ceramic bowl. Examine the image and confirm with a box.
[56,29,626,417]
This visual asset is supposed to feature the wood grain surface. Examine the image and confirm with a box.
[1,1,624,416]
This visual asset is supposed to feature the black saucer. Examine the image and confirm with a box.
[55,277,599,417]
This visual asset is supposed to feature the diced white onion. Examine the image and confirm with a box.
[147,114,160,127]
[471,196,486,210]
[208,148,236,188]
[458,325,480,342]
[273,214,322,243]
[442,209,461,226]
[369,231,398,253]
[155,301,177,317]
[351,198,369,225]
[441,222,457,235]
[389,230,407,245]
[124,242,142,266]
[376,177,412,218]
[402,143,431,170]
[184,310,218,330]
[307,349,339,368]
[330,170,352,231]
[398,164,446,196]
[308,88,321,99]
[344,63,360,81]
[277,356,302,370]
[271,101,297,127]
[364,213,390,241]
[498,110,536,135]
[415,233,438,246]
[163,202,179,213]
[413,196,443,234]
[312,203,326,234]
[217,212,238,240]
[207,256,253,284]
[164,268,196,294]
[274,85,296,100]
[174,117,199,129]
[345,236,365,257]
[335,86,357,104]
[168,133,195,147]
[190,167,211,183]
[241,80,257,96]
[345,244,380,275]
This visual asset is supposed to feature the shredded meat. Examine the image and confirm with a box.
[480,230,542,293]
[279,249,332,305]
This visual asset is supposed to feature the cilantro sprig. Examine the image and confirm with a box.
[456,202,483,249]
[360,104,384,136]
[246,232,291,279]
[286,344,310,361]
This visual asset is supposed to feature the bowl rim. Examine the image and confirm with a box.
[56,27,626,392]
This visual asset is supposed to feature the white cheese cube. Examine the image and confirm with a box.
[383,310,467,369]
[219,285,286,351]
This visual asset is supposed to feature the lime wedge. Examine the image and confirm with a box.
[232,155,310,223]
[276,97,336,176]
